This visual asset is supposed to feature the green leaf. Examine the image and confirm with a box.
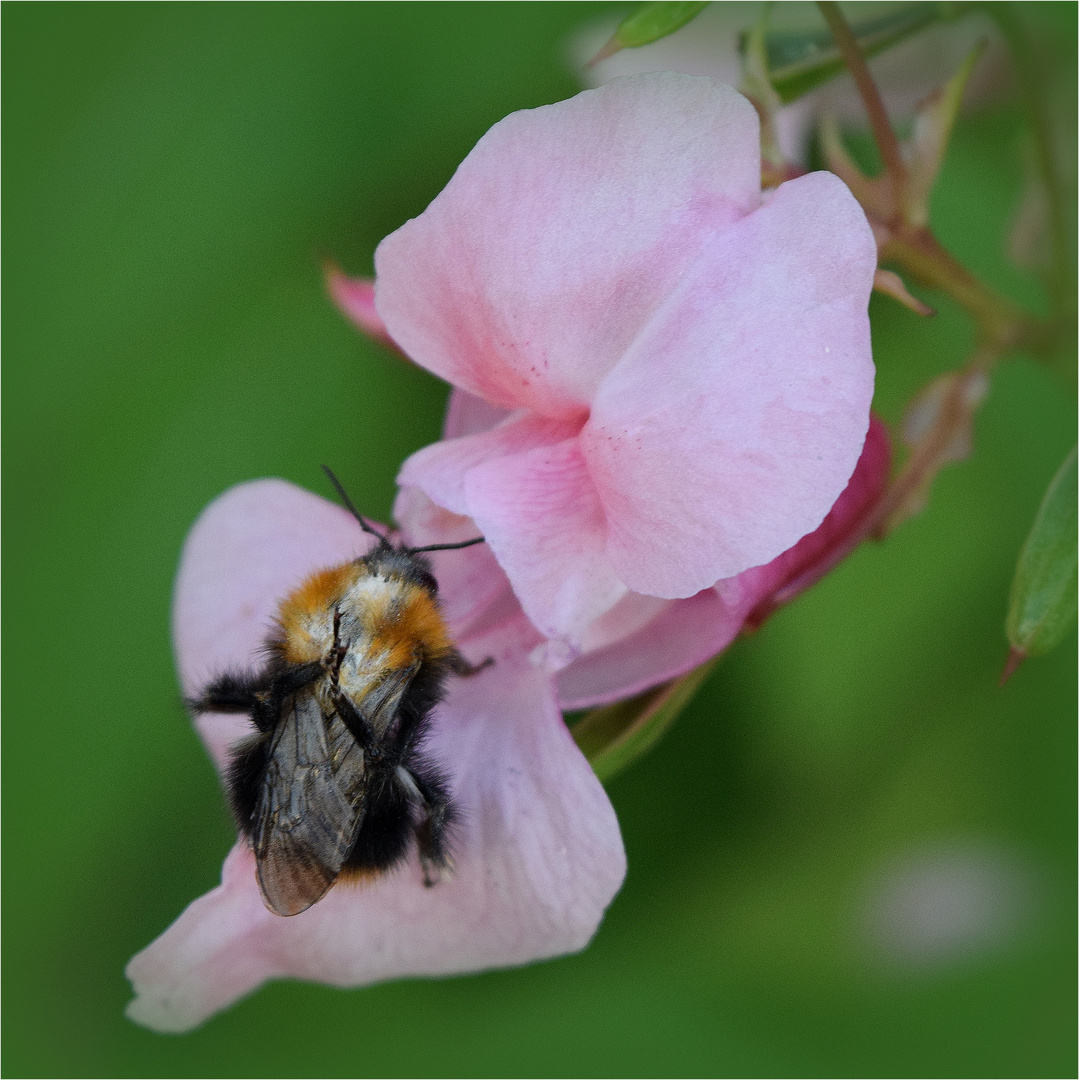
[752,2,972,105]
[1006,445,1078,663]
[571,658,717,783]
[592,2,709,63]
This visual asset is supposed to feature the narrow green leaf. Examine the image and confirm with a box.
[592,2,709,63]
[753,2,972,105]
[572,658,717,783]
[1005,445,1077,664]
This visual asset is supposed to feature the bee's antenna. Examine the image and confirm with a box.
[321,465,391,547]
[407,537,486,554]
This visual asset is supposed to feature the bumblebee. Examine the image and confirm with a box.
[191,469,487,917]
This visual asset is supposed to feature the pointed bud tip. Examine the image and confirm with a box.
[588,35,622,66]
[999,645,1026,686]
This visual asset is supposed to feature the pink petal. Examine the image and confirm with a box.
[172,479,378,769]
[582,170,877,598]
[391,483,520,640]
[325,268,397,349]
[399,411,582,518]
[126,845,279,1032]
[442,388,512,440]
[374,73,760,417]
[556,416,890,709]
[743,412,891,627]
[127,630,624,1032]
[557,588,746,710]
[463,436,629,645]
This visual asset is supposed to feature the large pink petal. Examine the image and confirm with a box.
[463,436,629,646]
[582,170,877,597]
[127,620,624,1032]
[374,73,760,417]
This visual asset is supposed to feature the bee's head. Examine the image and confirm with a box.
[321,465,485,586]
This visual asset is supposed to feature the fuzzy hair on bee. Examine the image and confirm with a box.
[189,468,489,917]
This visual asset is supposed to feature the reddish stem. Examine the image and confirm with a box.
[817,2,907,200]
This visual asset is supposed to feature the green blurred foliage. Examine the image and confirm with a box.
[2,3,1074,1077]
[757,1,957,104]
[1007,445,1077,658]
[606,2,709,54]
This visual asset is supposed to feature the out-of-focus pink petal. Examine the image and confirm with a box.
[127,626,624,1032]
[326,268,397,349]
[375,73,760,417]
[576,592,671,658]
[442,388,512,440]
[173,479,377,769]
[744,412,891,627]
[557,588,745,710]
[399,411,582,518]
[582,170,876,598]
[464,437,629,645]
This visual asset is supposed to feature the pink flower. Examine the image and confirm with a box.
[430,394,891,711]
[374,73,876,650]
[128,72,885,1031]
[126,481,624,1032]
[126,409,887,1031]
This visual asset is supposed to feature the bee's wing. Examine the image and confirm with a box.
[252,689,368,917]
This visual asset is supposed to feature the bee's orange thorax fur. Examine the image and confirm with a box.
[374,585,454,667]
[275,560,453,669]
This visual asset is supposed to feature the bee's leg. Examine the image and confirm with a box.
[189,670,268,716]
[260,660,324,731]
[330,689,381,760]
[325,609,349,684]
[446,650,494,678]
[400,764,455,886]
[268,660,323,698]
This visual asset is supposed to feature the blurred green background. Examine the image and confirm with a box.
[3,3,1075,1077]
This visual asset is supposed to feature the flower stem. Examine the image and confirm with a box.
[881,226,1045,351]
[817,1,908,196]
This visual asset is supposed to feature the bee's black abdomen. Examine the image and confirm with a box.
[343,773,415,873]
[226,730,272,835]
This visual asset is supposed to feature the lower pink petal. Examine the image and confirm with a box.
[126,845,280,1032]
[392,483,520,642]
[127,623,624,1032]
[557,588,746,710]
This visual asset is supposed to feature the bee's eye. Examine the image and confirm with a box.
[419,571,439,595]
